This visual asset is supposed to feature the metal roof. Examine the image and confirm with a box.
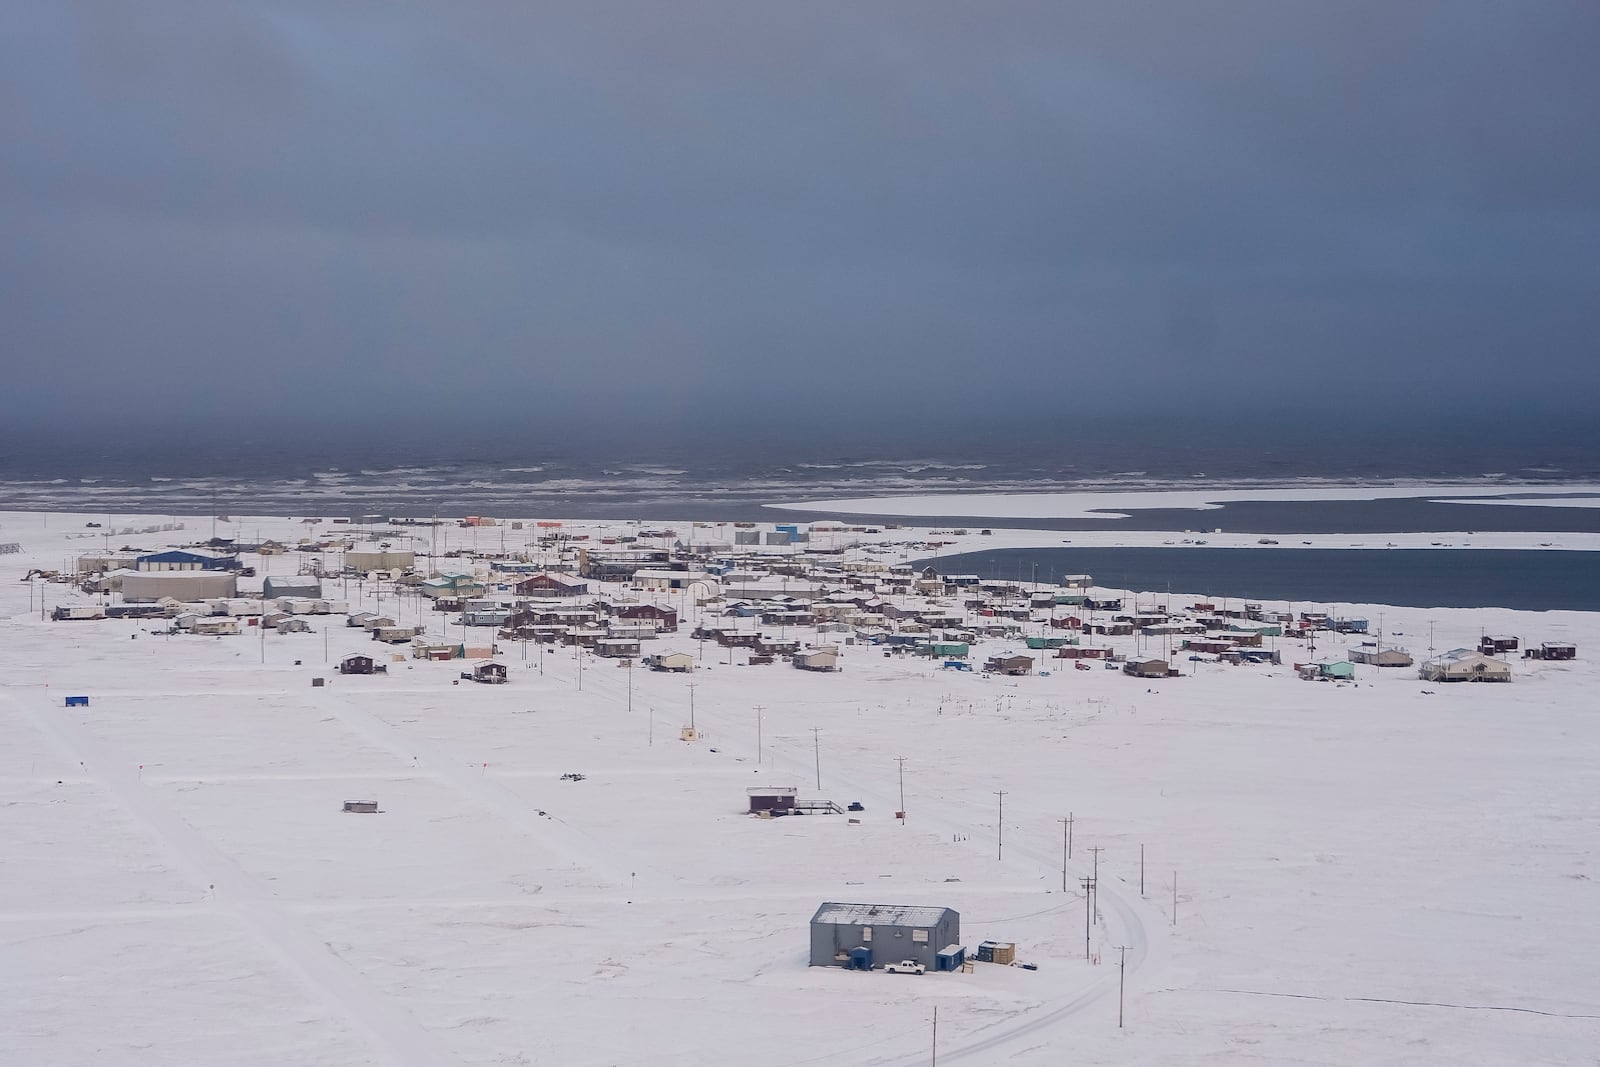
[811,902,956,928]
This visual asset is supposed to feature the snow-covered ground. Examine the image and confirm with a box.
[3,509,1597,1065]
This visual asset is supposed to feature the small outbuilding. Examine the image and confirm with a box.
[467,661,509,684]
[339,654,385,675]
[809,903,960,970]
[747,785,798,814]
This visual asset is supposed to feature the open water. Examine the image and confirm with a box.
[920,547,1600,612]
[3,428,1598,610]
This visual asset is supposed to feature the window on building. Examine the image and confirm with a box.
[912,929,929,943]
[861,927,872,941]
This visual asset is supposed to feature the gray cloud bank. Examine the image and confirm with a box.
[2,1,1597,442]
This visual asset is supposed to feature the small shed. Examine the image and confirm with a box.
[935,945,966,972]
[342,800,379,814]
[339,654,383,675]
[747,785,798,814]
[1526,641,1577,661]
[975,940,1016,965]
[1480,635,1520,654]
[469,661,509,684]
[595,637,641,659]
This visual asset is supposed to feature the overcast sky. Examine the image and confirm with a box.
[3,2,1597,440]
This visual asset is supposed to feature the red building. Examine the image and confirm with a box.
[614,603,679,633]
[513,573,590,598]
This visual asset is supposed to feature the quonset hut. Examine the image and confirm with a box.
[809,903,959,970]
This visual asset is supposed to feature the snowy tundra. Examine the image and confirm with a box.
[2,507,1596,1066]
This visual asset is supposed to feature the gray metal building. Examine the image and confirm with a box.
[809,902,960,969]
[118,570,239,603]
[263,575,322,599]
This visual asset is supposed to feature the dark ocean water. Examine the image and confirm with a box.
[922,547,1600,612]
[0,427,1597,533]
[5,427,1598,610]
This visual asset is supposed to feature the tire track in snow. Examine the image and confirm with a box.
[13,694,453,1067]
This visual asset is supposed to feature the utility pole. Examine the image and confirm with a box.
[812,727,821,789]
[1059,817,1070,891]
[895,757,908,823]
[688,682,697,733]
[994,791,1007,861]
[627,658,633,714]
[1080,876,1094,960]
[755,704,765,764]
[931,1005,938,1067]
[1116,945,1128,1027]
[1088,847,1104,914]
[1067,811,1074,859]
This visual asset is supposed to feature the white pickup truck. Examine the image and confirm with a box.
[883,960,926,975]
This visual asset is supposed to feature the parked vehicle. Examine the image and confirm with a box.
[884,960,925,975]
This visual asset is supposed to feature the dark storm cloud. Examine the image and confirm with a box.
[2,1,1598,437]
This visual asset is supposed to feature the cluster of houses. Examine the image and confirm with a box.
[48,522,1580,690]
